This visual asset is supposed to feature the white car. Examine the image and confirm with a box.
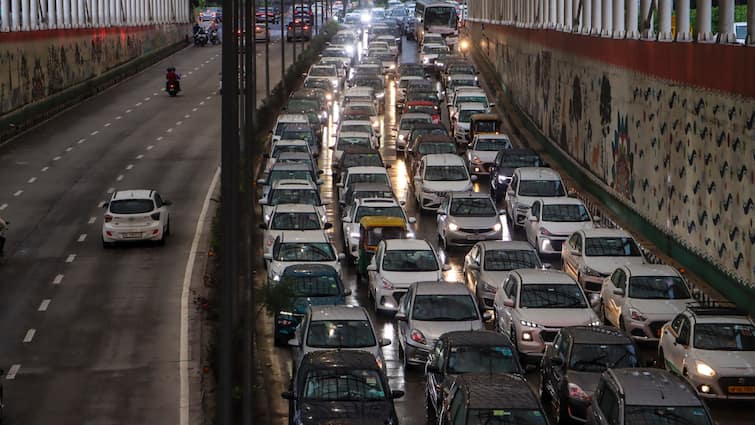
[260,179,326,225]
[343,87,376,111]
[466,134,512,175]
[367,239,448,314]
[332,131,375,163]
[395,112,434,151]
[261,204,332,256]
[420,43,449,68]
[493,269,601,363]
[445,74,479,104]
[436,191,504,249]
[271,113,309,143]
[561,228,648,293]
[306,64,341,93]
[452,102,488,144]
[289,305,390,371]
[337,166,392,200]
[659,303,755,399]
[524,197,597,256]
[342,198,416,261]
[264,139,313,173]
[102,190,171,247]
[413,154,476,212]
[342,101,380,132]
[601,264,692,341]
[448,87,489,121]
[337,119,380,147]
[397,75,424,104]
[264,231,344,283]
[504,167,567,227]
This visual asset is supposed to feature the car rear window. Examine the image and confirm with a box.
[110,199,154,214]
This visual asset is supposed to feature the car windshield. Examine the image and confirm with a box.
[281,130,314,143]
[457,95,488,106]
[450,198,497,217]
[425,165,468,181]
[401,67,425,77]
[517,180,566,197]
[337,137,371,150]
[519,284,587,308]
[502,154,543,168]
[350,191,394,204]
[281,273,342,297]
[270,189,320,205]
[109,199,154,214]
[484,250,542,271]
[382,249,438,271]
[306,319,377,348]
[303,369,385,401]
[287,99,319,111]
[408,105,437,115]
[309,67,336,77]
[418,142,456,155]
[268,170,312,184]
[348,105,377,115]
[475,138,511,151]
[693,324,755,351]
[450,80,477,91]
[272,145,308,157]
[305,79,331,90]
[459,109,487,122]
[628,276,690,299]
[447,345,520,374]
[341,124,372,133]
[412,294,478,321]
[448,65,476,74]
[353,79,384,91]
[623,406,712,425]
[468,409,548,425]
[541,204,591,222]
[425,7,457,27]
[349,173,390,186]
[355,206,404,221]
[409,93,440,103]
[569,343,639,372]
[270,212,321,230]
[584,237,642,257]
[343,154,383,169]
[401,117,432,129]
[424,45,449,54]
[276,242,336,261]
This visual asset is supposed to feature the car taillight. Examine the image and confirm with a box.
[150,212,161,221]
[104,214,113,223]
[303,25,309,30]
[539,227,552,236]
[256,26,260,31]
[410,329,426,345]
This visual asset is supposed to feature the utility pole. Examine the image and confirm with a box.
[265,0,271,97]
[280,0,285,89]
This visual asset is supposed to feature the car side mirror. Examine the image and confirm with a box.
[593,215,601,222]
[408,217,417,224]
[569,249,581,257]
[259,198,268,205]
[336,182,344,188]
[391,390,405,399]
[102,202,109,208]
[316,179,324,185]
[259,223,267,230]
[257,178,266,185]
[470,175,478,182]
[503,298,515,308]
[281,390,296,400]
[323,222,333,230]
[442,264,451,271]
[589,293,601,308]
[468,263,480,270]
[263,253,273,260]
[343,289,352,296]
[380,338,392,346]
[489,102,496,107]
[613,288,625,297]
[367,264,377,271]
[395,312,407,321]
[338,253,346,261]
[482,311,493,322]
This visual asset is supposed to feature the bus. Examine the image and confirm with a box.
[415,0,459,50]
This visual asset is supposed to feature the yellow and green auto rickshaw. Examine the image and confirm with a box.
[469,113,502,141]
[356,216,410,279]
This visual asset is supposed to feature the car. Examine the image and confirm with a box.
[339,182,396,211]
[268,152,320,180]
[562,228,647,293]
[404,123,449,152]
[601,264,693,340]
[406,100,440,124]
[525,197,598,256]
[466,134,512,176]
[367,239,448,314]
[396,75,425,104]
[436,191,504,249]
[463,241,543,310]
[586,368,715,425]
[272,264,350,346]
[286,19,313,41]
[306,64,341,93]
[265,231,344,283]
[406,134,457,176]
[278,123,320,157]
[658,302,755,399]
[439,373,550,425]
[425,331,523,422]
[540,326,640,423]
[448,87,489,119]
[289,305,390,371]
[396,282,489,367]
[489,148,545,201]
[260,179,326,225]
[342,198,415,262]
[264,139,314,172]
[394,112,434,151]
[282,351,403,425]
[337,119,380,147]
[420,43,449,69]
[493,269,601,364]
[332,132,375,163]
[101,190,171,247]
[260,204,332,256]
[334,148,385,175]
[342,102,380,132]
[321,47,353,68]
[288,91,329,124]
[445,75,479,104]
[349,76,386,104]
[254,23,270,42]
[504,167,567,227]
[337,166,391,200]
[258,163,322,199]
[413,154,476,212]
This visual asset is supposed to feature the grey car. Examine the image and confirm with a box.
[436,191,505,249]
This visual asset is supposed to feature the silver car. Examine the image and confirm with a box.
[395,282,490,367]
[436,191,505,249]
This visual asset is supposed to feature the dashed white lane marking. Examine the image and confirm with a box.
[65,147,73,152]
[146,145,154,151]
[145,97,151,101]
[135,102,143,107]
[199,101,205,106]
[166,128,173,133]
[27,177,36,184]
[185,114,190,119]
[77,138,86,144]
[116,174,124,181]
[38,299,51,311]
[192,108,198,112]
[104,122,111,127]
[153,92,158,96]
[52,274,63,285]
[41,166,49,172]
[176,121,183,126]
[155,137,163,142]
[88,217,97,224]
[77,234,87,242]
[126,164,134,170]
[116,116,122,120]
[126,109,132,113]
[65,254,76,263]
[205,96,211,100]
[23,329,35,343]
[13,190,23,197]
[0,203,7,211]
[53,156,61,161]
[90,130,99,136]
[6,364,21,380]
[136,154,144,159]
[107,187,115,193]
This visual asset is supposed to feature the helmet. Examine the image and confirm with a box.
[167,67,176,72]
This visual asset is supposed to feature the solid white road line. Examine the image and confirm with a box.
[23,329,35,343]
[180,166,220,425]
[27,177,36,183]
[52,274,63,285]
[0,204,7,211]
[126,164,134,170]
[65,254,76,263]
[13,190,22,197]
[88,216,97,224]
[77,234,87,242]
[38,299,51,311]
[116,174,124,181]
[6,364,20,380]
[53,156,61,161]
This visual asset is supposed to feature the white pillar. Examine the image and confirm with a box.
[676,0,691,41]
[640,0,653,38]
[92,0,99,26]
[47,0,56,27]
[697,0,713,42]
[24,0,33,29]
[657,0,671,40]
[582,0,592,33]
[0,0,9,31]
[557,0,564,29]
[749,0,755,45]
[626,0,638,38]
[549,0,556,27]
[718,0,736,43]
[591,0,601,34]
[98,0,105,25]
[564,0,573,30]
[11,0,20,30]
[128,0,134,24]
[62,0,70,27]
[573,0,581,31]
[56,0,64,26]
[536,0,544,27]
[613,0,625,37]
[602,0,612,36]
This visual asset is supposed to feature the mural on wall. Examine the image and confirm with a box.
[477,26,755,286]
[0,25,184,116]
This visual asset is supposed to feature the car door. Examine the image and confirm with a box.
[505,173,519,214]
[591,381,620,425]
[369,242,385,296]
[414,160,425,194]
[464,245,481,294]
[498,275,519,334]
[562,233,582,279]
[605,269,627,327]
[664,315,690,373]
[437,196,451,235]
[543,333,571,401]
[426,340,445,414]
[342,204,356,247]
[397,286,414,354]
[525,200,541,246]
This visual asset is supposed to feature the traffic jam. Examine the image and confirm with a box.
[257,2,755,425]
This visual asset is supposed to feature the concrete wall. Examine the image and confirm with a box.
[0,25,188,117]
[469,23,755,287]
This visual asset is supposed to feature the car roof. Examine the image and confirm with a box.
[272,204,318,213]
[413,281,472,295]
[356,198,400,207]
[475,134,511,140]
[478,240,538,252]
[348,182,394,191]
[448,191,493,200]
[515,167,562,180]
[384,238,433,250]
[282,263,339,276]
[274,139,308,145]
[457,102,487,110]
[440,330,514,347]
[562,326,633,345]
[310,305,369,321]
[607,368,703,406]
[271,179,317,189]
[276,113,308,121]
[452,374,540,410]
[340,120,372,125]
[423,153,466,166]
[346,166,389,174]
[449,73,477,80]
[580,228,633,238]
[538,197,585,206]
[270,163,312,171]
[623,264,682,278]
[279,231,329,243]
[416,135,455,143]
[514,269,577,284]
[299,350,380,372]
[112,190,153,200]
[400,75,424,80]
[502,148,539,156]
[400,113,434,120]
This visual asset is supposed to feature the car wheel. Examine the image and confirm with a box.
[557,397,570,424]
[164,219,171,237]
[539,379,551,403]
[102,238,113,249]
[426,393,437,424]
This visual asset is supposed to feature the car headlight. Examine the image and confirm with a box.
[272,274,280,282]
[588,319,602,326]
[349,231,360,239]
[498,175,511,183]
[345,45,354,54]
[520,320,540,328]
[389,64,396,70]
[493,223,502,232]
[423,57,429,64]
[376,92,385,98]
[448,223,459,231]
[407,231,415,238]
[696,361,716,377]
[629,308,647,322]
[331,79,339,87]
[398,134,404,140]
[325,93,333,100]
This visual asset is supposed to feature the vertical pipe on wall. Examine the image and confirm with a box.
[748,0,755,45]
[675,0,690,41]
[26,0,35,29]
[93,0,100,26]
[48,0,57,27]
[558,0,565,29]
[62,0,71,27]
[612,0,624,37]
[564,0,572,30]
[591,0,601,34]
[718,0,736,43]
[640,0,653,38]
[0,0,9,31]
[549,0,556,28]
[657,0,672,40]
[625,0,638,38]
[114,0,121,24]
[11,0,20,30]
[582,0,592,33]
[602,0,612,36]
[696,0,713,41]
[573,0,581,31]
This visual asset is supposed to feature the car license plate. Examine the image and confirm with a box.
[123,232,142,239]
[728,386,755,394]
[466,234,486,241]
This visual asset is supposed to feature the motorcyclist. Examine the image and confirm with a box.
[0,216,7,257]
[166,67,181,92]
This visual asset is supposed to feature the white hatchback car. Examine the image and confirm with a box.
[561,228,647,293]
[466,134,512,176]
[337,166,392,200]
[524,197,597,256]
[332,131,375,163]
[413,154,476,212]
[102,190,171,247]
[264,231,344,283]
[271,113,309,143]
[505,167,567,227]
[260,179,326,225]
[436,191,504,249]
[367,239,448,314]
[452,102,488,144]
[260,204,332,256]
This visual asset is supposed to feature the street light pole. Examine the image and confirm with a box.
[265,0,270,97]
[280,0,285,89]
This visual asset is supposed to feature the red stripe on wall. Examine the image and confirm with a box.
[0,25,161,43]
[477,23,755,99]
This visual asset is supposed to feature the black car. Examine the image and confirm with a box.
[440,373,550,425]
[540,326,639,424]
[335,148,386,172]
[282,350,404,425]
[405,123,449,151]
[425,331,523,423]
[489,148,545,201]
[279,124,320,157]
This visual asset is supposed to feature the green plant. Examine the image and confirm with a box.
[256,280,296,318]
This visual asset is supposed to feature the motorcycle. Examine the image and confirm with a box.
[209,29,220,45]
[166,80,180,97]
[0,219,8,258]
[194,30,208,46]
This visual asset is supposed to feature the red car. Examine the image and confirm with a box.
[406,101,440,124]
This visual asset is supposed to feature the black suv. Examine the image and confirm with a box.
[540,326,639,424]
[425,331,523,423]
[489,148,544,201]
[586,368,714,425]
[282,350,404,425]
[440,373,549,425]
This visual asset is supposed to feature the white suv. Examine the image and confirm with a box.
[264,231,344,283]
[102,190,171,247]
[413,154,476,212]
[504,167,566,227]
[260,204,332,256]
[524,197,596,256]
